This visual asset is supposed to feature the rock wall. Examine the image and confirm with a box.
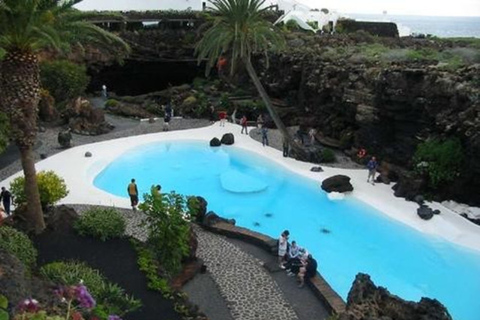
[260,55,480,205]
[337,19,399,37]
[339,273,452,320]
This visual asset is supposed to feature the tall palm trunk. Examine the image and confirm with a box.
[244,58,305,156]
[0,51,45,233]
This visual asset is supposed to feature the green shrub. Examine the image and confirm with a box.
[0,294,8,320]
[40,261,140,317]
[132,240,172,297]
[139,191,195,275]
[40,60,89,104]
[10,171,69,209]
[413,137,464,188]
[0,226,37,269]
[144,102,162,116]
[40,261,104,296]
[321,149,336,163]
[406,48,438,61]
[75,207,126,241]
[105,99,119,108]
[284,19,300,31]
[0,47,5,60]
[192,77,207,90]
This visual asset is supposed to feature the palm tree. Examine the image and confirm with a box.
[0,0,129,234]
[196,0,300,151]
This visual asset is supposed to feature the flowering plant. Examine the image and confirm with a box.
[13,283,122,320]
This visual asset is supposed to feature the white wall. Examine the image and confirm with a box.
[75,0,204,11]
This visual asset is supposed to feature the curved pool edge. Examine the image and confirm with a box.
[1,122,480,253]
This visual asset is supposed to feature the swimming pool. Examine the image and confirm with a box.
[94,141,480,320]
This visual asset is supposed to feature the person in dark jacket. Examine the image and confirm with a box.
[298,254,318,288]
[0,187,12,216]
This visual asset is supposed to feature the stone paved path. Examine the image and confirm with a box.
[70,205,299,320]
[193,225,299,320]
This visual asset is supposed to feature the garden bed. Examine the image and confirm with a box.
[33,225,181,320]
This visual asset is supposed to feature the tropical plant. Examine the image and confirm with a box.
[0,0,130,234]
[139,191,196,275]
[40,261,141,317]
[40,60,90,104]
[10,170,69,209]
[74,207,126,241]
[196,0,303,154]
[413,137,464,188]
[0,225,38,269]
[321,148,336,163]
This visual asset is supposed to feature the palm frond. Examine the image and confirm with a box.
[0,0,130,57]
[196,0,284,75]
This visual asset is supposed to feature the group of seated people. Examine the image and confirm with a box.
[278,230,318,288]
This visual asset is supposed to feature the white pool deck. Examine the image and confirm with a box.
[2,122,480,253]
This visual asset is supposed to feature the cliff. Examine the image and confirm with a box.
[258,37,480,205]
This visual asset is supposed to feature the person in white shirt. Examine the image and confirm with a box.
[278,230,290,268]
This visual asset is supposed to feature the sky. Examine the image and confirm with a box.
[75,0,480,17]
[295,0,480,17]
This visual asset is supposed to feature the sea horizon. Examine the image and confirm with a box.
[346,13,480,38]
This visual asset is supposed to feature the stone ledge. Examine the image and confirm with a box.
[171,258,204,290]
[202,221,347,315]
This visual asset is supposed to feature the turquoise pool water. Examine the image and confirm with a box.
[94,141,480,320]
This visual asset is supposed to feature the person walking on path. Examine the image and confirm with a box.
[101,84,108,99]
[278,230,290,268]
[308,128,316,145]
[256,114,264,128]
[367,156,378,185]
[283,138,290,157]
[127,179,139,211]
[0,187,12,216]
[240,115,248,134]
[209,105,216,123]
[261,126,269,146]
[219,111,227,127]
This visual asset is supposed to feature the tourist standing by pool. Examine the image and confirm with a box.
[240,115,248,134]
[256,114,264,128]
[367,156,378,185]
[278,230,290,268]
[219,111,227,127]
[209,105,216,123]
[127,179,139,211]
[261,126,269,146]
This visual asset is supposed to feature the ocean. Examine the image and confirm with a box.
[347,14,480,38]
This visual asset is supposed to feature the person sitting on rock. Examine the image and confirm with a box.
[297,254,318,288]
[283,241,302,271]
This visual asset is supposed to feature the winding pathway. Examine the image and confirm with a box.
[193,225,299,320]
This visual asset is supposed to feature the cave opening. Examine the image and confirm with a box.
[88,60,205,96]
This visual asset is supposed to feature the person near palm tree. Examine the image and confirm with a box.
[196,0,305,156]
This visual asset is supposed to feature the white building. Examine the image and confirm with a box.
[74,0,337,32]
[75,0,204,11]
[75,0,314,12]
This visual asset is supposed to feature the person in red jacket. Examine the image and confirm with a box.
[218,110,227,127]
